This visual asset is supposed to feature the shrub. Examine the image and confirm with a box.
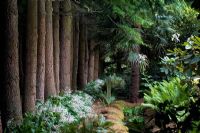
[83,79,105,99]
[123,106,145,133]
[7,92,94,133]
[143,77,198,132]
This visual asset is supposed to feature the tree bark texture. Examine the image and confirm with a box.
[85,24,89,83]
[24,0,38,113]
[88,40,95,82]
[60,0,73,92]
[94,48,100,80]
[53,1,60,94]
[0,0,22,129]
[77,16,87,89]
[72,16,80,90]
[130,46,140,103]
[45,0,56,98]
[36,0,46,101]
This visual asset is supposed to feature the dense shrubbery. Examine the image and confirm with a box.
[7,92,95,132]
[143,77,200,132]
[161,36,200,79]
[84,74,125,105]
[140,35,200,132]
[123,106,145,133]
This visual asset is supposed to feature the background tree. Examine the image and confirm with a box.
[0,0,23,129]
[45,0,56,98]
[24,0,38,112]
[79,0,200,102]
[37,0,46,101]
[53,1,60,94]
[60,0,73,92]
[94,47,99,80]
[77,15,87,89]
[88,40,95,82]
[72,15,80,90]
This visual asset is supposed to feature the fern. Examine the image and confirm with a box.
[143,77,195,127]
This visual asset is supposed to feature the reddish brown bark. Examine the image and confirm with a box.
[60,0,73,92]
[36,0,46,101]
[85,25,89,83]
[72,16,80,90]
[24,0,38,112]
[45,0,56,98]
[130,46,140,103]
[94,48,100,80]
[88,40,95,82]
[77,16,87,89]
[53,1,60,94]
[0,0,23,128]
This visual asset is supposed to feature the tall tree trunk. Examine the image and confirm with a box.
[72,16,80,90]
[53,1,60,94]
[60,0,72,92]
[45,0,56,98]
[78,16,86,89]
[94,48,99,80]
[0,117,2,133]
[18,0,27,106]
[88,40,95,82]
[130,46,140,103]
[0,0,22,129]
[24,0,38,112]
[85,25,89,83]
[36,0,46,101]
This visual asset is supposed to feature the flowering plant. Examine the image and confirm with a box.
[8,92,95,133]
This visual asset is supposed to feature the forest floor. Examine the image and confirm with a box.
[93,100,142,133]
[93,100,176,133]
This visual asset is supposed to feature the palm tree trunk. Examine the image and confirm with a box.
[130,46,140,103]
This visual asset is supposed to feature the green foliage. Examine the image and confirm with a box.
[103,74,125,105]
[84,79,105,99]
[84,74,125,105]
[7,111,60,133]
[104,74,125,94]
[123,106,144,133]
[144,77,192,112]
[161,36,200,78]
[100,92,116,105]
[140,72,154,96]
[128,52,149,72]
[7,92,94,133]
[60,115,113,133]
[143,77,199,131]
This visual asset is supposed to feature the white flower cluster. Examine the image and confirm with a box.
[70,93,94,118]
[139,54,147,63]
[185,35,195,49]
[36,92,94,124]
[171,33,180,43]
[161,56,177,64]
